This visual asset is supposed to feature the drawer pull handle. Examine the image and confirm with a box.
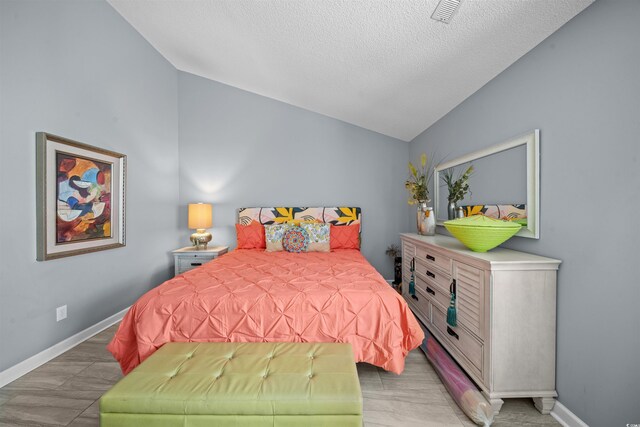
[447,326,459,340]
[191,262,202,266]
[411,294,419,301]
[426,287,435,295]
[426,254,435,261]
[426,270,435,278]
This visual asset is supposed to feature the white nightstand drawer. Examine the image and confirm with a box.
[178,257,212,271]
[172,245,229,277]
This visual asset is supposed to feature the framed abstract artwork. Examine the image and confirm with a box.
[36,133,126,260]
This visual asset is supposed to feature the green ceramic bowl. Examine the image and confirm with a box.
[444,215,522,252]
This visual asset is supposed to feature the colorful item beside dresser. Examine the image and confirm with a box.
[444,215,521,252]
[420,327,494,426]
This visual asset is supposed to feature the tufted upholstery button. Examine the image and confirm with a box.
[262,374,268,379]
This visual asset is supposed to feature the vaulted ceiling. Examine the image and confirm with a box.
[108,0,593,141]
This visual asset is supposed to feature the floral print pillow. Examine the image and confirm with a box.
[300,222,330,252]
[264,223,291,252]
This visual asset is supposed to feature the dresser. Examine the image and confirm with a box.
[172,246,228,276]
[401,233,561,414]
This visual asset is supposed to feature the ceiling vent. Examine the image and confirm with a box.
[431,0,463,24]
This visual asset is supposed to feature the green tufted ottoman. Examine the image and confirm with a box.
[101,342,363,427]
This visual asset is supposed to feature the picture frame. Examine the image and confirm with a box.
[36,132,126,260]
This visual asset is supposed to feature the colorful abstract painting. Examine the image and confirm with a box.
[56,153,112,243]
[36,132,126,261]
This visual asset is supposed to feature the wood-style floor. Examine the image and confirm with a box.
[0,323,560,426]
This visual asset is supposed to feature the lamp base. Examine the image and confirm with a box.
[190,229,212,250]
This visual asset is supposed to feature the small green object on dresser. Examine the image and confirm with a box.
[444,215,521,252]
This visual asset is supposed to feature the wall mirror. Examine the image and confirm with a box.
[433,129,540,239]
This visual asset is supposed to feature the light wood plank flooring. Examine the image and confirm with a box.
[0,324,560,426]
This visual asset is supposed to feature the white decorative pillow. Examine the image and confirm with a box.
[299,222,330,252]
[264,223,290,252]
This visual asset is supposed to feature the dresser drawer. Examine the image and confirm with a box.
[432,305,483,377]
[415,259,452,293]
[415,274,450,310]
[415,245,452,275]
[407,288,431,322]
[454,262,485,339]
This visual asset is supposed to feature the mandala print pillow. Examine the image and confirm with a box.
[299,222,330,252]
[282,226,310,253]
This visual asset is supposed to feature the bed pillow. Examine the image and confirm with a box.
[282,226,310,253]
[299,222,330,252]
[265,223,291,252]
[330,224,360,250]
[235,221,265,249]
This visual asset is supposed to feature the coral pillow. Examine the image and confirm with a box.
[330,224,360,250]
[236,222,266,249]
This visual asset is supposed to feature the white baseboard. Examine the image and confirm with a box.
[551,401,589,427]
[0,306,129,388]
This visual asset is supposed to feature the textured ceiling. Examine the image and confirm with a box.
[108,0,593,141]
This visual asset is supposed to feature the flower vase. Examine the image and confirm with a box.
[447,201,457,220]
[417,202,436,236]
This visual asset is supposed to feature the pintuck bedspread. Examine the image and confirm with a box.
[107,249,423,375]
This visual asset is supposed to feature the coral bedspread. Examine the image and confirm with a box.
[108,249,423,375]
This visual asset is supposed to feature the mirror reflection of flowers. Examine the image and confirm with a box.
[443,164,474,204]
[405,153,434,205]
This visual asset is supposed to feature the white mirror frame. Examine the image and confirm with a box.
[433,129,540,239]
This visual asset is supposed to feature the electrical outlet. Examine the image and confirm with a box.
[56,305,67,322]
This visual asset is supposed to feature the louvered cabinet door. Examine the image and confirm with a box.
[452,261,485,341]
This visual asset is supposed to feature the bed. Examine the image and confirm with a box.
[107,207,423,375]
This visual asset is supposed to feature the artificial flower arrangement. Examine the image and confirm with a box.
[405,153,433,205]
[442,164,474,205]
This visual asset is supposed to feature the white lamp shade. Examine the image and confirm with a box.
[188,203,212,229]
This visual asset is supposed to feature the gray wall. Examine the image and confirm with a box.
[410,1,640,425]
[178,72,409,279]
[0,0,180,370]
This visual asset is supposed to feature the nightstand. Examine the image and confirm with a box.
[172,246,229,276]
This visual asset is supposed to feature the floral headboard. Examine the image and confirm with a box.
[237,207,361,230]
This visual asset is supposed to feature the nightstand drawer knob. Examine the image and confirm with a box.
[191,262,202,266]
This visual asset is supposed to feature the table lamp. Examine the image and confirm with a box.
[188,203,212,249]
